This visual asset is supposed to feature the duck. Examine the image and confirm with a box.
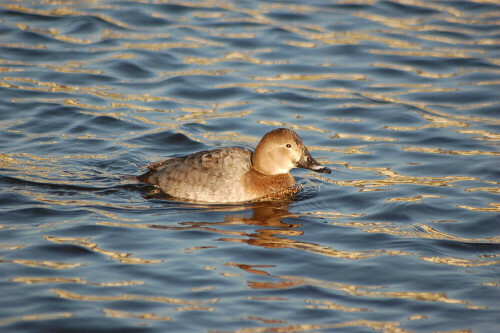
[136,128,331,203]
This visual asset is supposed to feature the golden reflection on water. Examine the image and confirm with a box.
[244,316,285,324]
[159,68,234,77]
[90,41,201,52]
[249,73,367,81]
[457,203,500,212]
[369,48,482,59]
[101,29,170,40]
[385,194,443,203]
[403,147,500,156]
[247,273,486,310]
[385,113,469,131]
[457,129,500,142]
[12,276,144,286]
[51,288,218,306]
[174,107,252,123]
[15,23,94,45]
[419,256,500,267]
[44,236,163,264]
[372,63,457,79]
[324,117,363,123]
[200,131,258,144]
[283,40,316,48]
[0,312,74,326]
[2,4,131,29]
[0,244,25,250]
[331,133,397,142]
[0,152,111,188]
[102,308,171,321]
[313,162,480,188]
[220,229,403,260]
[214,81,355,96]
[0,42,46,50]
[464,187,500,194]
[0,258,82,269]
[256,120,329,134]
[360,91,500,125]
[233,320,406,333]
[305,299,370,312]
[2,77,167,103]
[184,51,289,66]
[322,220,500,246]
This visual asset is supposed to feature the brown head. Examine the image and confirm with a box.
[251,128,331,176]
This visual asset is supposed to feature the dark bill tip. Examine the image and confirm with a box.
[297,151,332,174]
[312,165,332,174]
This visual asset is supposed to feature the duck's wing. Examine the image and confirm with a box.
[181,147,252,174]
[141,156,184,171]
[137,147,252,185]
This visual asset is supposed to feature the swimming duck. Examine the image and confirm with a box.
[137,128,331,203]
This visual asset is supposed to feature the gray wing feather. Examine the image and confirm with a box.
[138,148,252,199]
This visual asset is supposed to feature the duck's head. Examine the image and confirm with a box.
[252,128,332,176]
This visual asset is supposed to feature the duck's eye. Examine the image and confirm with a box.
[286,144,292,148]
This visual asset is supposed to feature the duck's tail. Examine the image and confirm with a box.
[135,169,157,184]
[120,175,141,182]
[120,169,156,184]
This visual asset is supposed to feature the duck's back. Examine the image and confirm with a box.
[139,147,253,202]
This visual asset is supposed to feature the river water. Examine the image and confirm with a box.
[1,0,499,332]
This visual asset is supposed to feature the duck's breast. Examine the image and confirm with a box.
[242,169,297,200]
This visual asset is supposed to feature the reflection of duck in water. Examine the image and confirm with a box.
[136,128,331,203]
[149,203,363,260]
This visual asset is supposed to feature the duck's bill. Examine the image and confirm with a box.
[297,152,332,174]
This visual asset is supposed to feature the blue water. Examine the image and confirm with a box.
[1,0,499,332]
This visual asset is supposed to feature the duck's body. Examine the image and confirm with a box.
[137,128,331,203]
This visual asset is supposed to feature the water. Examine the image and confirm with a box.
[1,0,499,331]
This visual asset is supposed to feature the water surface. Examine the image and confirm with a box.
[0,0,499,332]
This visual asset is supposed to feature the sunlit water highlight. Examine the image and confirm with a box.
[0,0,499,332]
